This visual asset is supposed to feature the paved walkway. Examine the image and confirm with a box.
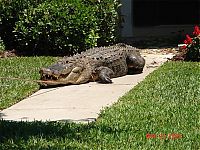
[0,51,174,123]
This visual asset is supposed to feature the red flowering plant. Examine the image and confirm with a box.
[181,25,200,61]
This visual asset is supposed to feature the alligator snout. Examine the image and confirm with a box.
[40,68,60,77]
[40,68,51,75]
[39,68,59,82]
[40,63,72,79]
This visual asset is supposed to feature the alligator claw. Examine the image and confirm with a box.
[97,66,114,84]
[100,76,112,84]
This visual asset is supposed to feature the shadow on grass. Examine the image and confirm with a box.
[0,120,90,141]
[0,119,120,146]
[0,120,92,149]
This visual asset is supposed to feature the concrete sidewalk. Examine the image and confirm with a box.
[0,52,174,123]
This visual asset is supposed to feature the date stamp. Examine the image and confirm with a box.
[146,133,182,140]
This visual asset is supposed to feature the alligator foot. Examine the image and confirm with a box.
[97,67,114,84]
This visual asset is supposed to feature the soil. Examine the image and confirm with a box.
[0,49,17,58]
[0,42,184,61]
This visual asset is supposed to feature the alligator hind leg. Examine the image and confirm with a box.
[126,54,145,74]
[96,67,114,84]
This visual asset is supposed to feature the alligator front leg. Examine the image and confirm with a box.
[96,67,114,84]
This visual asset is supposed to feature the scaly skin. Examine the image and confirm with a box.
[39,43,145,86]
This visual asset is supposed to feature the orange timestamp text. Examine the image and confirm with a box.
[146,133,182,140]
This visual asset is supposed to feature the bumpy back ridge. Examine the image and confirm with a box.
[57,43,140,65]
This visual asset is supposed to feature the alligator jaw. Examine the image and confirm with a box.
[39,67,66,86]
[39,67,84,86]
[39,73,68,86]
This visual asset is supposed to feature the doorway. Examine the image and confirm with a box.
[132,0,200,37]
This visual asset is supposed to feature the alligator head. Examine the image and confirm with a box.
[39,63,86,86]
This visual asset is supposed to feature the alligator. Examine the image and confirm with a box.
[39,43,145,86]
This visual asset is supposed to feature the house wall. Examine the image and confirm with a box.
[120,0,200,38]
[120,0,133,37]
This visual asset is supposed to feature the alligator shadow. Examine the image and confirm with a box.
[39,84,67,89]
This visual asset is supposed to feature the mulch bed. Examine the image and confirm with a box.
[0,49,17,58]
[0,43,186,61]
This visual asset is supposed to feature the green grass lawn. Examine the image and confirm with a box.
[0,59,200,149]
[0,57,58,109]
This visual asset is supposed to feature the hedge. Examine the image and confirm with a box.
[0,0,120,55]
[0,0,48,50]
[14,0,97,55]
[0,37,5,51]
[82,0,120,45]
[13,0,120,55]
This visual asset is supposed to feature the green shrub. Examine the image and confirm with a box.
[14,0,99,55]
[83,0,121,45]
[0,0,47,49]
[13,0,120,55]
